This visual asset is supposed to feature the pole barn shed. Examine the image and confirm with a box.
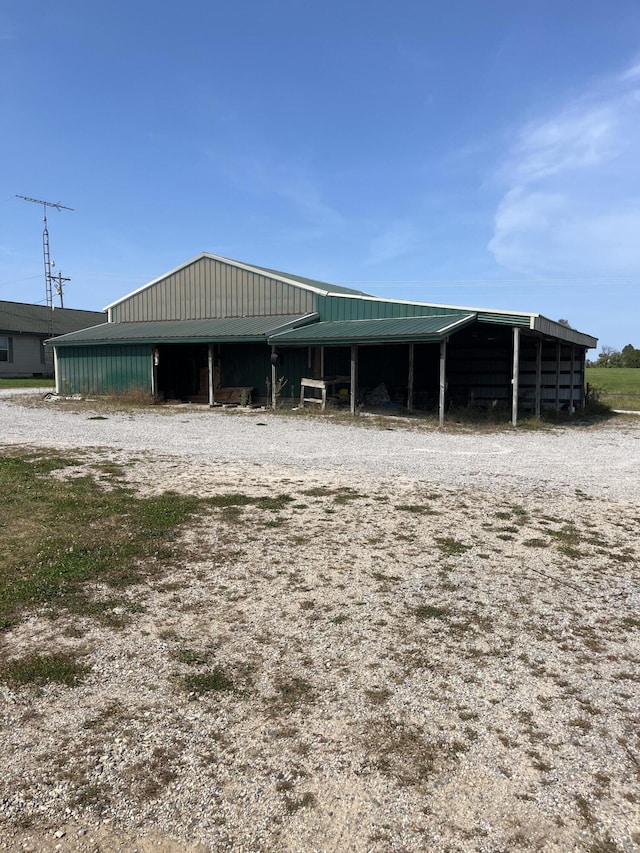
[48,253,598,425]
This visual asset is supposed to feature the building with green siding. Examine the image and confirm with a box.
[48,253,598,425]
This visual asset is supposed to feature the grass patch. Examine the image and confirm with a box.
[586,367,640,411]
[414,604,449,620]
[283,791,316,813]
[0,450,203,628]
[0,652,89,687]
[434,536,470,556]
[207,493,293,511]
[181,669,236,696]
[395,503,440,515]
[0,377,55,388]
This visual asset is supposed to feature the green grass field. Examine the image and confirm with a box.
[0,377,55,389]
[586,367,640,411]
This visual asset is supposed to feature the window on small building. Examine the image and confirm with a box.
[0,335,12,362]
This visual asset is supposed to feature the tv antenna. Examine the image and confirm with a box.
[16,195,73,320]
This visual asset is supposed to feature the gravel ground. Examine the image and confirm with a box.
[0,393,639,853]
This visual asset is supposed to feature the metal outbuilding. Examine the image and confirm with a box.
[48,253,598,425]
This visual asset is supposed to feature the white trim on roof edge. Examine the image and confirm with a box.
[101,253,597,347]
[103,253,334,311]
[327,289,535,319]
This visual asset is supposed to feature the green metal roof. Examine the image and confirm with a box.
[269,313,477,346]
[48,314,319,347]
[240,260,371,297]
[0,301,105,336]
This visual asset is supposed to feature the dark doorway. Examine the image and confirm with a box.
[156,344,209,402]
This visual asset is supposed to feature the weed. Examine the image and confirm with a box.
[270,676,314,711]
[283,791,316,813]
[0,652,89,687]
[207,493,293,511]
[395,504,440,516]
[0,451,202,628]
[414,604,449,620]
[175,647,210,666]
[181,669,235,696]
[434,536,470,556]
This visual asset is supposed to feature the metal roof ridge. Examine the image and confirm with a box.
[103,253,341,312]
[264,312,319,333]
[273,311,474,330]
[200,253,334,296]
[330,290,536,319]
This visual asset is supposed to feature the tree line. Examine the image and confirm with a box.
[588,344,640,368]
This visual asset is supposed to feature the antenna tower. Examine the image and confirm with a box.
[16,195,73,330]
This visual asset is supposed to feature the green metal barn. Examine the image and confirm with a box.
[48,253,598,425]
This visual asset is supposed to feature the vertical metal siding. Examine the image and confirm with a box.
[111,257,316,322]
[217,343,309,404]
[56,345,151,394]
[318,295,463,322]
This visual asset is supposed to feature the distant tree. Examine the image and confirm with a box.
[621,344,640,368]
[595,346,623,367]
[557,318,572,328]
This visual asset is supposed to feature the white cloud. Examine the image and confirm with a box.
[619,60,640,82]
[365,220,420,265]
[489,62,640,277]
[208,147,346,231]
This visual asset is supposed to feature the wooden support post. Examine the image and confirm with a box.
[578,348,585,409]
[350,344,357,415]
[512,327,520,427]
[208,343,214,407]
[271,346,277,410]
[438,338,447,427]
[320,346,325,379]
[570,345,576,413]
[407,342,414,413]
[535,338,542,419]
[151,346,158,400]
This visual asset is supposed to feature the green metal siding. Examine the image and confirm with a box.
[219,343,308,404]
[56,345,151,394]
[318,295,464,321]
[317,294,533,328]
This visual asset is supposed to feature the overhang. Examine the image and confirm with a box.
[268,313,477,346]
[47,314,319,347]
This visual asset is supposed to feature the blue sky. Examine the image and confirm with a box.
[2,1,640,353]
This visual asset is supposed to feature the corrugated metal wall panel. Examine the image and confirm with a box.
[217,344,307,405]
[56,345,151,394]
[319,295,464,322]
[111,257,316,322]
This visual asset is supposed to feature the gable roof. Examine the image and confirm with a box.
[99,253,597,349]
[104,253,369,312]
[0,301,106,337]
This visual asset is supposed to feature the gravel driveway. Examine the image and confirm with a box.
[1,394,639,853]
[1,391,639,502]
